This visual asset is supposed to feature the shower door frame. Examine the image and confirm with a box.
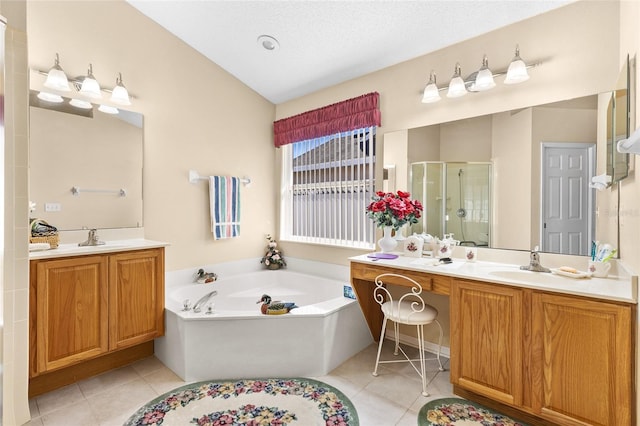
[410,161,492,246]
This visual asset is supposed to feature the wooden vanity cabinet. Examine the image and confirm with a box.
[32,255,109,374]
[450,277,634,426]
[450,279,524,407]
[30,248,165,379]
[109,249,165,350]
[531,292,633,426]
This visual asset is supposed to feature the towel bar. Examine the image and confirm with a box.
[188,170,251,186]
[71,186,126,197]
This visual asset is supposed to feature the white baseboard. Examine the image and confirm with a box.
[383,330,451,359]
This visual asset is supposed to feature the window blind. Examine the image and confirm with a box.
[281,127,376,248]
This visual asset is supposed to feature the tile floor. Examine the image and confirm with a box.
[27,342,455,426]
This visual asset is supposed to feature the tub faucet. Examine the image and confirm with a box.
[78,228,105,246]
[520,246,551,273]
[193,290,218,313]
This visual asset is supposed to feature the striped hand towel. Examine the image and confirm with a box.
[209,176,241,239]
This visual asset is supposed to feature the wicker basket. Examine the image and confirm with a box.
[30,233,60,249]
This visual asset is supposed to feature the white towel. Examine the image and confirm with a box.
[209,176,241,239]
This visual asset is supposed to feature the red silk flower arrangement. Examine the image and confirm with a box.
[366,191,423,230]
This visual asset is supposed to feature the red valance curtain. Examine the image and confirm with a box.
[273,92,381,147]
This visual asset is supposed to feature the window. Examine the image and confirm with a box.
[280,127,376,248]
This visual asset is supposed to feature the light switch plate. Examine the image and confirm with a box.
[44,203,61,212]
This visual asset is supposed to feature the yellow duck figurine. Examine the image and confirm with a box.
[256,294,298,315]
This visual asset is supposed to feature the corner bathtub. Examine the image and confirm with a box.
[155,269,373,381]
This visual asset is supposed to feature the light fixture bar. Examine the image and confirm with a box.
[428,61,541,93]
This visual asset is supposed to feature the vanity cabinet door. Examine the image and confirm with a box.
[450,279,523,406]
[34,255,109,373]
[109,248,165,350]
[531,292,633,426]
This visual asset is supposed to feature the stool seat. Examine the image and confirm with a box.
[381,300,438,325]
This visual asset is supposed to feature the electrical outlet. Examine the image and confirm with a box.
[44,203,61,212]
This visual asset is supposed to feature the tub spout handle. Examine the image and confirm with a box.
[182,299,191,312]
[193,290,218,313]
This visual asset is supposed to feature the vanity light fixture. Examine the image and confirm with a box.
[42,53,71,92]
[446,63,467,98]
[79,64,102,99]
[34,56,136,108]
[421,71,441,103]
[109,73,131,106]
[421,45,536,104]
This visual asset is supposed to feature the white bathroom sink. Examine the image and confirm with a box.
[488,269,561,285]
[52,242,129,254]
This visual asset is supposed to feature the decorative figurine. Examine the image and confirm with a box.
[256,294,297,315]
[195,268,217,284]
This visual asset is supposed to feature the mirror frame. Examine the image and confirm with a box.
[608,54,631,183]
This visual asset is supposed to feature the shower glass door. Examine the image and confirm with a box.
[410,162,491,247]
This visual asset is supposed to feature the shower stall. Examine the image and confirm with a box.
[410,162,492,247]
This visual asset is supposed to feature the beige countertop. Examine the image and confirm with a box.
[29,239,169,260]
[349,254,637,304]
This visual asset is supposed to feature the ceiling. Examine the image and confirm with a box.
[126,0,573,105]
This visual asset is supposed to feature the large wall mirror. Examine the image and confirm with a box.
[405,94,611,256]
[29,91,144,231]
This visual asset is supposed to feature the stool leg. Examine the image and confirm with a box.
[393,321,400,355]
[417,324,428,397]
[372,317,388,377]
[435,319,445,372]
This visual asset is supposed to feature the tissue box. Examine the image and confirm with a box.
[343,284,356,300]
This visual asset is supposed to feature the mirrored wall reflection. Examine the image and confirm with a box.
[29,91,144,231]
[410,162,491,247]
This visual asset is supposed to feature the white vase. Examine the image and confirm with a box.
[378,226,398,253]
[393,224,406,242]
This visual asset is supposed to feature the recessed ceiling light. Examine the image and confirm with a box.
[257,35,279,51]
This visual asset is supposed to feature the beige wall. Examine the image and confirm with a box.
[408,125,439,166]
[439,115,492,163]
[276,0,621,264]
[26,1,277,271]
[492,109,533,249]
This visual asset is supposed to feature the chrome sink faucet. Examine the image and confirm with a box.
[78,228,105,246]
[520,246,551,273]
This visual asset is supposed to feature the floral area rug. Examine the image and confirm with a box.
[124,377,358,426]
[418,398,530,426]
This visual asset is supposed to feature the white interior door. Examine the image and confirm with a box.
[541,143,595,255]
